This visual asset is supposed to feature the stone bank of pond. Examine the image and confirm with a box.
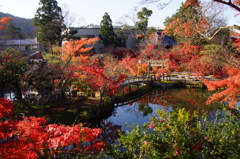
[90,87,220,131]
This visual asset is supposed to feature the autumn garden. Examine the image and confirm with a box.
[0,0,240,158]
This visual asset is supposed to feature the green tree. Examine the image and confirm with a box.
[99,12,116,47]
[0,68,14,98]
[0,48,27,99]
[64,29,80,41]
[135,7,153,34]
[5,20,25,39]
[114,29,127,47]
[163,0,204,45]
[33,0,66,47]
[146,27,157,36]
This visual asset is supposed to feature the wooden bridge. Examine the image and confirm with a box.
[114,72,215,107]
[119,73,214,89]
[120,75,157,87]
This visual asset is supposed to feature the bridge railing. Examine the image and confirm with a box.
[120,76,155,86]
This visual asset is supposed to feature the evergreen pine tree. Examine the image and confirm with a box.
[135,7,152,34]
[33,0,66,47]
[99,12,116,47]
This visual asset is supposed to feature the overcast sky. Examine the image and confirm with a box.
[0,0,239,27]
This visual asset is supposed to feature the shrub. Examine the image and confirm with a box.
[109,107,240,158]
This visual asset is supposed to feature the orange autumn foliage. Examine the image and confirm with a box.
[164,16,209,40]
[119,56,148,76]
[203,66,240,108]
[0,17,12,30]
[163,0,210,44]
[233,0,240,6]
[184,0,200,7]
[60,38,99,63]
[53,38,99,84]
[198,0,240,108]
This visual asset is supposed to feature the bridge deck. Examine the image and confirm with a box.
[120,76,156,87]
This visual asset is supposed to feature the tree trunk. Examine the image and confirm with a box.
[50,45,54,54]
[0,84,5,98]
[13,78,22,100]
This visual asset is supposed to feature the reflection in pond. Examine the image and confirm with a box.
[93,120,122,145]
[138,103,153,116]
[108,102,172,131]
[107,88,218,131]
[154,88,218,113]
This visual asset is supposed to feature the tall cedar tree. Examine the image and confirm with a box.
[135,7,153,34]
[99,12,116,47]
[33,0,66,47]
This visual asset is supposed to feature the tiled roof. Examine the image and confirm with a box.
[160,35,177,46]
[0,39,39,45]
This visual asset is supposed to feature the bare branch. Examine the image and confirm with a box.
[116,9,138,27]
[61,3,75,28]
[200,1,228,36]
[213,0,240,12]
[194,25,240,40]
[138,0,173,10]
[75,15,86,27]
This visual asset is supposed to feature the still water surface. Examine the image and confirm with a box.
[5,87,232,131]
[106,88,218,131]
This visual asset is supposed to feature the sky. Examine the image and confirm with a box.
[0,0,239,28]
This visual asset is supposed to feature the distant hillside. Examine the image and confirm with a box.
[0,12,37,39]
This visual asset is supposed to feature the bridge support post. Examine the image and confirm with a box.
[122,86,124,95]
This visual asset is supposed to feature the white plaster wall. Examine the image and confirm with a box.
[75,28,142,52]
[76,28,101,52]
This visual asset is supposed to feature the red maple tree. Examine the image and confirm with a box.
[84,63,127,103]
[0,98,105,159]
[53,38,99,92]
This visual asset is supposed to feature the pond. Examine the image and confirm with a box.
[93,87,220,131]
[5,86,232,132]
